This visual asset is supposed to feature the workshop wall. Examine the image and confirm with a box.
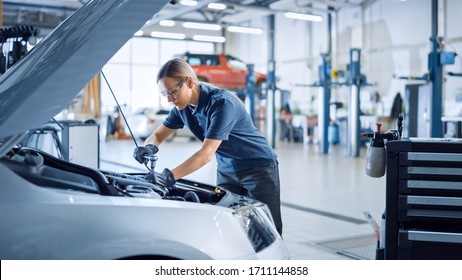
[444,0,462,116]
[225,16,268,78]
[228,0,462,118]
[346,0,432,114]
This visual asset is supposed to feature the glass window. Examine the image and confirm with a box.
[187,57,202,66]
[160,40,188,63]
[204,55,220,66]
[101,37,215,112]
[101,64,131,108]
[226,55,247,70]
[131,65,158,109]
[132,37,159,65]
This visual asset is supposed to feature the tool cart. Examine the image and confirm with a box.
[382,138,462,259]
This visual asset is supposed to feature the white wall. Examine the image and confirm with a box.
[101,37,214,113]
[102,0,462,118]
[225,17,268,75]
[444,0,462,116]
[227,0,462,117]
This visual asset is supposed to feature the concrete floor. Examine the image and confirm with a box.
[99,136,386,260]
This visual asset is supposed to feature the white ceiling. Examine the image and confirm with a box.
[2,0,365,36]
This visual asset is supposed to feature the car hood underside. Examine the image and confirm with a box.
[0,0,169,141]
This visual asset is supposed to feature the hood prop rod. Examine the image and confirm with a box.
[100,70,151,172]
[100,70,139,148]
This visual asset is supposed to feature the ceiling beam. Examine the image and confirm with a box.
[143,0,217,29]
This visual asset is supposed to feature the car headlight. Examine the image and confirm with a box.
[233,202,276,252]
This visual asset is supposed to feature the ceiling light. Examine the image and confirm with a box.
[227,26,262,35]
[192,35,225,43]
[150,31,186,40]
[208,3,227,10]
[183,22,222,31]
[284,12,323,22]
[180,0,197,6]
[159,20,175,27]
[134,30,144,36]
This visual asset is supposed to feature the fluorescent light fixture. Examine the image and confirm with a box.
[159,20,175,27]
[183,22,222,31]
[134,30,143,36]
[284,12,322,22]
[180,0,197,6]
[208,3,227,10]
[192,35,226,43]
[150,31,186,40]
[227,26,262,35]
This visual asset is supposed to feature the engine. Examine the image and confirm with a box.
[1,147,240,207]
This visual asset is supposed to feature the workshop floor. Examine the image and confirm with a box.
[100,137,385,260]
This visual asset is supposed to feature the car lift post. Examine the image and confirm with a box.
[296,47,368,157]
[393,0,454,138]
[428,0,443,137]
[266,14,277,149]
[348,48,362,157]
[317,8,334,154]
[246,63,256,123]
[318,53,332,154]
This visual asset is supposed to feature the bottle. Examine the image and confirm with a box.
[366,123,386,178]
[366,137,386,177]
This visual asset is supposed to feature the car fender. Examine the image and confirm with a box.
[0,164,257,260]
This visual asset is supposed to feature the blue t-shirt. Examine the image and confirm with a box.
[163,83,277,173]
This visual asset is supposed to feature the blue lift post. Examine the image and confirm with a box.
[348,48,362,157]
[318,48,365,158]
[318,53,332,154]
[319,7,333,154]
[266,14,277,149]
[394,0,455,137]
[246,64,256,123]
[295,47,369,156]
[429,0,443,137]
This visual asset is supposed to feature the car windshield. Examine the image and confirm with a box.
[177,53,221,67]
[226,55,247,70]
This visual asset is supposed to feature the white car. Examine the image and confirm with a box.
[127,108,196,141]
[0,0,289,260]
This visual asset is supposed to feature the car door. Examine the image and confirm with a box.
[224,55,247,89]
[187,54,222,86]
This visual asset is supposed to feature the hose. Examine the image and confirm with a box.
[184,191,201,203]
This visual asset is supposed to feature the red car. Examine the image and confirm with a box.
[175,53,267,98]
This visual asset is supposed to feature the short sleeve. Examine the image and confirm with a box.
[163,108,184,129]
[205,98,236,140]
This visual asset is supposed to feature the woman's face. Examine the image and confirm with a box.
[158,77,191,110]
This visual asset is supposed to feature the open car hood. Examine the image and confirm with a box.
[0,0,169,139]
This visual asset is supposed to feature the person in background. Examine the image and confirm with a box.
[280,102,294,142]
[133,58,283,235]
[389,91,403,122]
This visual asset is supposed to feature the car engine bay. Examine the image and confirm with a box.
[1,146,243,207]
[0,143,279,254]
